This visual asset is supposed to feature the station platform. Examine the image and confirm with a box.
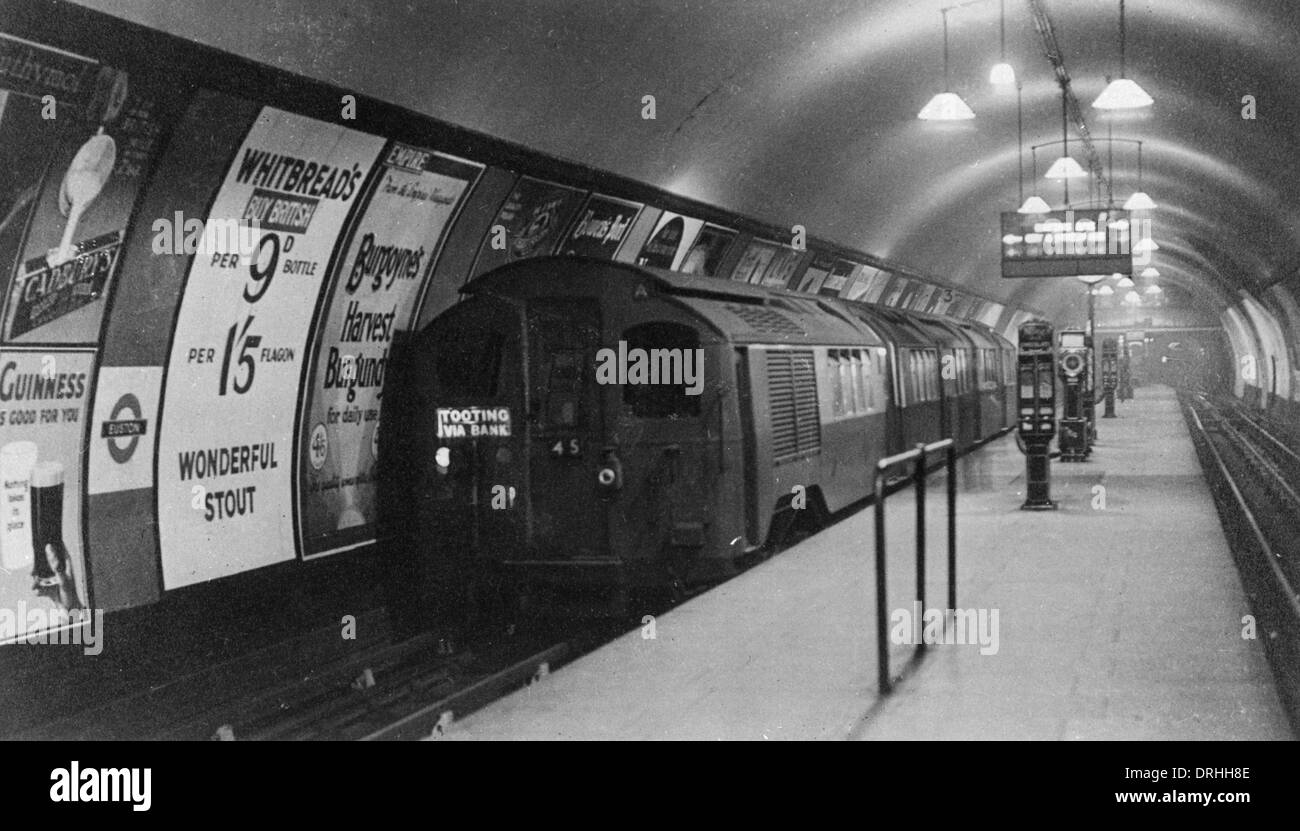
[447,387,1291,740]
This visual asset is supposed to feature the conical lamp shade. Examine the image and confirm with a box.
[1017,195,1051,214]
[1144,284,1162,295]
[1096,284,1114,296]
[1133,237,1159,253]
[1116,276,1135,288]
[1123,191,1157,210]
[1140,267,1160,278]
[1124,290,1142,304]
[918,91,975,120]
[989,62,1016,86]
[1044,156,1088,179]
[1092,77,1154,110]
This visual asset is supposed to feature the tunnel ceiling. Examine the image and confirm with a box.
[74,0,1300,322]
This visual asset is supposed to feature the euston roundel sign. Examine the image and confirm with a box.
[102,393,148,464]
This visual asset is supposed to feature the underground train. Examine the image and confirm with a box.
[401,256,1015,599]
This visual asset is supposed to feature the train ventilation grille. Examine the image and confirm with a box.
[727,304,805,337]
[767,349,821,463]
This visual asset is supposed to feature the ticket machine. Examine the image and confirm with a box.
[1018,320,1057,509]
[1058,328,1090,462]
[1100,337,1118,418]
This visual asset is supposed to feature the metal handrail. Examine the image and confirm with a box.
[873,438,958,695]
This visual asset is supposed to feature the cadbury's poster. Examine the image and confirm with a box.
[298,143,482,558]
[1,37,170,345]
[156,108,385,589]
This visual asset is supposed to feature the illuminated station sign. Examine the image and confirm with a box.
[1000,209,1134,278]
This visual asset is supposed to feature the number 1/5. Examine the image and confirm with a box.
[219,315,260,395]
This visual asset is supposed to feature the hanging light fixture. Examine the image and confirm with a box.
[1093,0,1154,109]
[919,8,976,120]
[1116,276,1135,288]
[1045,83,1088,192]
[989,0,1015,86]
[1140,266,1159,278]
[1123,290,1142,304]
[1096,284,1115,296]
[1018,146,1051,213]
[1133,237,1159,253]
[1122,139,1156,210]
[1144,284,1163,295]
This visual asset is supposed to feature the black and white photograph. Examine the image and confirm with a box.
[0,0,1292,802]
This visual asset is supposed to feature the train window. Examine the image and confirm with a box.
[434,327,504,398]
[529,299,600,428]
[839,352,853,414]
[829,351,845,416]
[851,351,866,412]
[621,321,703,418]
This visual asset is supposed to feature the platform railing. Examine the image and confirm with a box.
[873,439,958,695]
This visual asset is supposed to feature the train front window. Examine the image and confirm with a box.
[433,325,504,398]
[528,299,601,429]
[621,321,703,418]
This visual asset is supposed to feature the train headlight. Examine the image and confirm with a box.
[597,467,617,486]
[435,446,451,473]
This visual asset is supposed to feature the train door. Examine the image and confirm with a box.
[605,319,712,577]
[525,298,610,559]
[420,295,527,561]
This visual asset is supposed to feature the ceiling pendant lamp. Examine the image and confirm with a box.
[1122,139,1156,210]
[1144,284,1163,295]
[1045,156,1088,179]
[1095,284,1115,296]
[919,9,975,120]
[1018,145,1050,213]
[1133,237,1159,253]
[1116,276,1135,288]
[989,0,1015,86]
[1093,0,1154,109]
[1124,290,1142,304]
[1140,266,1160,278]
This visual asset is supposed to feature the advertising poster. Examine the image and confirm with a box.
[730,239,778,283]
[911,284,936,312]
[471,176,584,276]
[818,259,857,297]
[298,143,482,558]
[760,246,802,289]
[883,277,911,308]
[2,48,173,345]
[858,267,892,304]
[558,193,642,260]
[636,211,704,271]
[155,108,384,590]
[0,348,93,644]
[679,223,736,277]
[796,254,835,294]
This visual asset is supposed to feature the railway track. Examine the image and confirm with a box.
[1182,392,1300,732]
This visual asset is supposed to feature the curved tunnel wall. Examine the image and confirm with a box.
[0,1,1034,643]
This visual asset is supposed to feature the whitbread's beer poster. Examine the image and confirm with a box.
[297,143,482,558]
[0,349,93,644]
[156,108,384,589]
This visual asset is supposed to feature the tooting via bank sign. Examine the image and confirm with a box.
[436,407,511,439]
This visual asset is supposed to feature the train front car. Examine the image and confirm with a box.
[408,258,747,610]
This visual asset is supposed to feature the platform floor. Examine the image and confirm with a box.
[448,386,1291,740]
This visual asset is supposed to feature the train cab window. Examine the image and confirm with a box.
[433,326,504,398]
[838,352,853,414]
[528,299,600,428]
[621,321,702,418]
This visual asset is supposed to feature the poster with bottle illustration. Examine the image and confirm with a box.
[471,176,584,277]
[0,348,93,644]
[0,39,174,345]
[298,142,482,558]
[156,107,385,590]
